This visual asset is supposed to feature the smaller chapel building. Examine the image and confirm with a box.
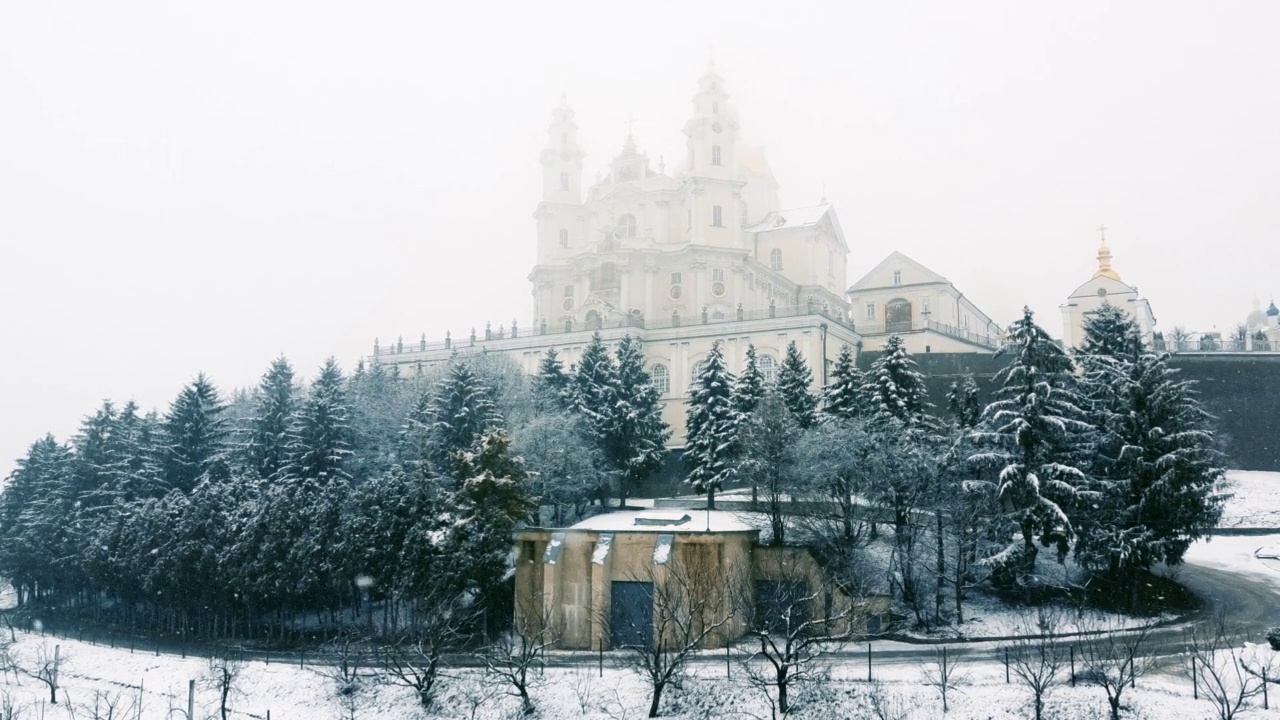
[1060,235,1156,349]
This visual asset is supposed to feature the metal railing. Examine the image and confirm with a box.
[372,303,856,359]
[857,317,1000,350]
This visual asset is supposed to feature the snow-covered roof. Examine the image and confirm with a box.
[568,510,759,533]
[745,204,831,233]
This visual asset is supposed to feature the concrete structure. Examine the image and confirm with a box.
[847,251,1000,353]
[370,64,859,444]
[1060,233,1156,349]
[513,510,888,650]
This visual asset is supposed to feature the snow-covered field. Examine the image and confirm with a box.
[0,629,1262,720]
[1218,470,1280,529]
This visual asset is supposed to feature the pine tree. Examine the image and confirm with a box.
[861,335,934,426]
[736,391,799,544]
[450,430,537,629]
[0,436,77,603]
[969,308,1092,582]
[1075,350,1224,606]
[734,344,767,415]
[683,341,740,509]
[610,335,672,505]
[427,358,503,475]
[774,341,818,429]
[823,344,864,420]
[570,333,620,431]
[283,357,353,485]
[945,375,982,430]
[1078,302,1144,360]
[245,356,296,481]
[160,373,230,494]
[533,348,572,413]
[110,402,164,501]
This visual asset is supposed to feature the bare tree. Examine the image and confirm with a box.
[1183,611,1273,720]
[740,567,851,717]
[378,594,470,710]
[81,690,134,720]
[199,654,243,720]
[477,603,556,715]
[618,555,740,718]
[866,681,911,720]
[314,631,370,720]
[17,641,64,705]
[0,690,22,720]
[1077,614,1156,720]
[919,646,968,714]
[1239,643,1280,711]
[1007,606,1066,720]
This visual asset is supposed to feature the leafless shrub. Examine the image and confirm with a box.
[81,690,134,720]
[570,663,596,714]
[1007,606,1066,720]
[477,611,555,715]
[1077,612,1156,720]
[17,641,65,705]
[1183,611,1275,720]
[919,646,968,714]
[378,593,470,710]
[615,555,740,718]
[739,566,852,717]
[866,681,912,720]
[199,654,243,720]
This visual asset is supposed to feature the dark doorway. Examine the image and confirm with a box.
[755,581,810,635]
[610,581,654,648]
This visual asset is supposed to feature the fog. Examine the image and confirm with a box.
[1,0,1277,475]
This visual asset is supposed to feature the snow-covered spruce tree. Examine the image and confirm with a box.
[346,359,417,483]
[610,335,672,506]
[683,341,741,510]
[450,430,537,632]
[570,333,619,427]
[734,343,767,415]
[945,375,982,430]
[513,411,606,525]
[109,401,165,501]
[160,373,230,493]
[533,348,573,414]
[1074,350,1225,607]
[244,356,296,482]
[775,341,819,429]
[426,357,504,476]
[823,343,865,420]
[969,307,1093,584]
[282,358,353,486]
[1078,302,1145,360]
[0,435,76,604]
[861,335,935,427]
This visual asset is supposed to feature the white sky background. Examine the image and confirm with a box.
[1,1,1277,475]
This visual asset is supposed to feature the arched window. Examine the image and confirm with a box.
[712,145,722,165]
[758,355,776,383]
[617,214,637,238]
[712,206,723,227]
[585,310,602,330]
[559,229,569,247]
[770,248,783,270]
[559,172,569,191]
[692,359,707,384]
[651,364,670,395]
[598,262,619,288]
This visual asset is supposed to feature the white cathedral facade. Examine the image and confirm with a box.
[371,66,1001,444]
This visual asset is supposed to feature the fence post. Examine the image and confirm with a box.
[867,643,872,682]
[1070,646,1075,687]
[187,678,194,720]
[598,644,603,678]
[726,644,731,678]
[1004,648,1010,683]
[1192,656,1197,699]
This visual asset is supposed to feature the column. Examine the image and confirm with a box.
[691,261,707,315]
[644,265,657,324]
[618,264,631,313]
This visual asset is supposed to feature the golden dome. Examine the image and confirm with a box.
[1092,238,1121,282]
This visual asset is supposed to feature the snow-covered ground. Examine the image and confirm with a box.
[0,629,1264,719]
[1218,470,1280,529]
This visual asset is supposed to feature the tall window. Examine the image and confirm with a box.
[687,209,693,229]
[770,248,783,270]
[922,297,931,315]
[617,214,637,238]
[559,229,569,247]
[758,355,776,383]
[670,272,682,285]
[892,270,902,286]
[740,200,748,226]
[712,268,725,282]
[864,302,876,320]
[712,145,722,165]
[564,285,574,297]
[712,101,720,114]
[651,364,670,395]
[712,205,723,227]
[559,172,569,191]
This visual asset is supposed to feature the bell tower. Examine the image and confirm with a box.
[681,62,747,249]
[535,95,586,265]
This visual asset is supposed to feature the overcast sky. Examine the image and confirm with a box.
[2,1,1277,475]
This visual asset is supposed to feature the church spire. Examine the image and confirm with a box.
[683,62,739,175]
[539,94,584,203]
[1092,225,1121,281]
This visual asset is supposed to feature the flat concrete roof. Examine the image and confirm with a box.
[568,510,759,533]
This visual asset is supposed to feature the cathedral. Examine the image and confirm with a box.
[371,65,1001,443]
